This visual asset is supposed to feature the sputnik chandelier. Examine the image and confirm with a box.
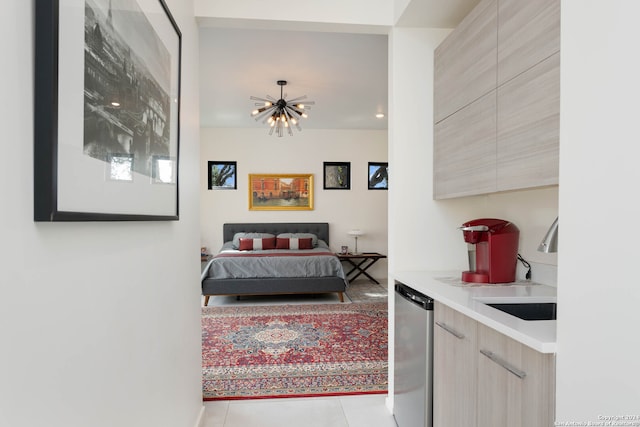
[250,80,315,137]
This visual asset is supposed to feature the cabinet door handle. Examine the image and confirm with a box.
[479,349,527,379]
[435,321,465,339]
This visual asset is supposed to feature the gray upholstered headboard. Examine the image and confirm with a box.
[223,223,330,245]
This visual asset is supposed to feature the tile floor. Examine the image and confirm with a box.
[201,279,393,427]
[202,394,397,427]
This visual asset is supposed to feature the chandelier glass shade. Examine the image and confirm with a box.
[250,80,315,137]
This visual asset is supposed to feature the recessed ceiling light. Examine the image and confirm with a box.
[375,113,385,119]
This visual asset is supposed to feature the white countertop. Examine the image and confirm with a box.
[391,270,557,353]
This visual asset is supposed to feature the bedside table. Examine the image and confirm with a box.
[336,252,387,284]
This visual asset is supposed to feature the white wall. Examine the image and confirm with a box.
[195,0,393,30]
[556,1,640,421]
[200,127,389,280]
[0,2,203,426]
[390,27,459,273]
[388,28,558,277]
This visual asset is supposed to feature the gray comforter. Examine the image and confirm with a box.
[201,241,347,281]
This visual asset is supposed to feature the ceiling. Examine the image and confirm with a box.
[198,0,480,132]
[199,28,389,131]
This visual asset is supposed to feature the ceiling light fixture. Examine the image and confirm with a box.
[250,80,315,137]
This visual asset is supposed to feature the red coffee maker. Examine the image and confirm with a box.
[460,218,519,284]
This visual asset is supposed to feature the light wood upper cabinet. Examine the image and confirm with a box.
[434,91,497,199]
[434,0,497,124]
[433,302,478,427]
[497,0,560,86]
[433,0,560,199]
[497,52,560,191]
[477,323,556,427]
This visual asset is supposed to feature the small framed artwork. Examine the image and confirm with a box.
[33,0,181,221]
[323,162,351,190]
[249,174,314,211]
[208,161,237,190]
[368,162,389,190]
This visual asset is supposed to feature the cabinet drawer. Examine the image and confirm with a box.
[477,323,555,427]
[433,302,477,426]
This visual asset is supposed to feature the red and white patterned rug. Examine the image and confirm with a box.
[202,302,388,400]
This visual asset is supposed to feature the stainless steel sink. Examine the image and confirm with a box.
[485,302,557,321]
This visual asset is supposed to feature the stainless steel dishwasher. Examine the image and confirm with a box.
[393,281,434,427]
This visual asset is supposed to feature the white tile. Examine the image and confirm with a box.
[223,397,348,427]
[339,395,397,427]
[203,401,229,427]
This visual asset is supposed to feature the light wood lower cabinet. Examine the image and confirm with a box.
[477,323,556,427]
[433,303,555,427]
[433,302,477,427]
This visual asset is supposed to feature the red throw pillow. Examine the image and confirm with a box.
[238,237,276,251]
[276,237,313,250]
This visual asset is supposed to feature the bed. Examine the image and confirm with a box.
[201,222,348,305]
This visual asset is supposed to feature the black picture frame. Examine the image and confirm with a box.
[368,162,388,190]
[323,162,351,190]
[208,161,237,190]
[34,0,182,221]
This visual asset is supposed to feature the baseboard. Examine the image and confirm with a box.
[194,405,206,427]
[385,394,394,414]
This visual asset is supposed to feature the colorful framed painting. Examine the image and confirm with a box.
[208,161,237,190]
[368,162,388,190]
[34,0,182,221]
[323,162,351,190]
[248,174,314,211]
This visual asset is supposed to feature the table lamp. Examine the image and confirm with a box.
[348,229,364,255]
[537,217,558,253]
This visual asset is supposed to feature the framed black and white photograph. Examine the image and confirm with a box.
[208,161,237,190]
[368,162,388,190]
[34,0,182,221]
[323,162,350,190]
